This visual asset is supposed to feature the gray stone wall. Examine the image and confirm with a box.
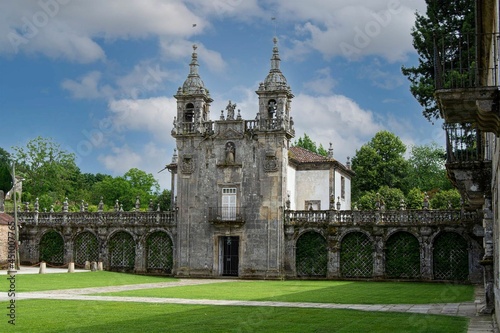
[15,208,484,283]
[174,118,290,278]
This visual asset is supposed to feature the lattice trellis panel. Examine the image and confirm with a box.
[296,231,327,277]
[340,232,373,278]
[433,232,468,281]
[385,232,420,279]
[39,231,64,265]
[74,232,99,265]
[109,232,135,269]
[147,232,173,273]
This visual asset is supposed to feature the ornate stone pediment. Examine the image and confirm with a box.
[218,128,244,139]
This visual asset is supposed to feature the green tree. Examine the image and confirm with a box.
[406,188,425,209]
[401,0,475,121]
[91,168,160,211]
[124,168,160,195]
[407,143,452,192]
[154,189,172,211]
[294,133,328,156]
[12,137,81,202]
[351,131,409,201]
[430,189,461,209]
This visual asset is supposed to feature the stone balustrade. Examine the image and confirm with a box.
[285,209,480,225]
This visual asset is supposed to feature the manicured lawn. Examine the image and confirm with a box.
[14,271,177,292]
[99,280,474,304]
[13,299,468,333]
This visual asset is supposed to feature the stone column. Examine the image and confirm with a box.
[373,235,384,278]
[420,234,433,280]
[481,200,494,314]
[328,238,341,278]
[135,234,146,273]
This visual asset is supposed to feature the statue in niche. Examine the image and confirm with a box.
[226,100,236,120]
[225,142,235,164]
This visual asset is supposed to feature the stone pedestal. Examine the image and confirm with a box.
[68,262,75,273]
[39,262,46,274]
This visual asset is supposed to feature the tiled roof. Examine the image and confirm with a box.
[289,146,332,163]
[0,213,13,225]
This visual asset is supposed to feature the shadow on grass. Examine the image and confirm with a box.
[252,281,474,304]
[96,280,474,305]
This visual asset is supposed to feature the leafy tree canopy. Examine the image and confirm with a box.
[351,131,409,200]
[407,143,452,192]
[294,133,328,156]
[401,0,475,121]
[12,137,80,201]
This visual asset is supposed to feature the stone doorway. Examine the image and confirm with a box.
[220,236,239,276]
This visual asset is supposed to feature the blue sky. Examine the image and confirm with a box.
[0,0,441,189]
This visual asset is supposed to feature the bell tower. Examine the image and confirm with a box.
[173,45,213,135]
[256,37,294,130]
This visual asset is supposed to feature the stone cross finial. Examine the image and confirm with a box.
[63,198,68,212]
[327,143,334,159]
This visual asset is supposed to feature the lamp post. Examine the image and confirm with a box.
[11,163,23,270]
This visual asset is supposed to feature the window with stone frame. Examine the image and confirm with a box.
[341,176,346,200]
[222,188,237,220]
[305,200,321,211]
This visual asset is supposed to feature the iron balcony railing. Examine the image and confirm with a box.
[208,206,245,223]
[434,33,499,89]
[444,123,489,163]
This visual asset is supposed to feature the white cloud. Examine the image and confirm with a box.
[0,0,207,62]
[108,97,176,143]
[275,0,426,62]
[98,142,171,181]
[98,145,142,175]
[303,67,337,95]
[116,61,174,99]
[160,38,227,74]
[61,71,114,99]
[359,65,405,90]
[292,93,384,162]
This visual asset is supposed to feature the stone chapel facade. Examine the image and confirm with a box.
[167,39,353,278]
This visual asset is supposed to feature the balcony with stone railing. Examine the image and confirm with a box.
[208,206,245,227]
[434,32,500,134]
[443,123,492,210]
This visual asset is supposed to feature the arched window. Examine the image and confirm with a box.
[433,232,468,281]
[340,232,373,278]
[267,99,277,118]
[74,231,99,266]
[146,231,174,273]
[39,230,64,265]
[385,232,420,279]
[108,231,135,270]
[295,231,327,277]
[185,103,194,122]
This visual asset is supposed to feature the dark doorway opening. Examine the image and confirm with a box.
[221,236,239,276]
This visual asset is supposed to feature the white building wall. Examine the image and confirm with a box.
[334,170,352,211]
[286,165,296,210]
[295,169,329,210]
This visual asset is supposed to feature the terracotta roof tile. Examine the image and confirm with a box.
[0,213,13,225]
[289,146,331,163]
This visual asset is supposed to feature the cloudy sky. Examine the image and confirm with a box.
[0,0,440,189]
